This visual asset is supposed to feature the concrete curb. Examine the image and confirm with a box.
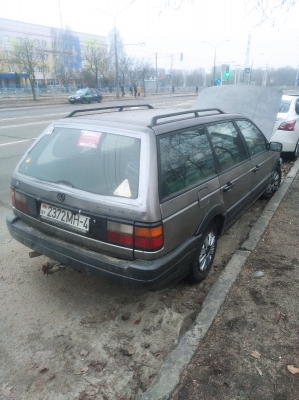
[141,160,299,400]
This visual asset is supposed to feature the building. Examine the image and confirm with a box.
[0,18,106,89]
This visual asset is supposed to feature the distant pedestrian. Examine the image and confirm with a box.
[137,85,141,97]
[134,84,137,97]
[130,85,133,95]
[109,85,112,93]
[195,86,198,93]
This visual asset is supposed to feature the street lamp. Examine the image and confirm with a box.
[249,53,264,84]
[202,40,229,86]
[96,1,136,98]
[295,66,299,87]
[262,55,276,86]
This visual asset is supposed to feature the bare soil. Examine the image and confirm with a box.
[0,162,294,400]
[171,161,299,400]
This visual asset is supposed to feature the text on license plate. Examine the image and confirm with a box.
[40,203,90,232]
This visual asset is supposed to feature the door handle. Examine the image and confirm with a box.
[252,165,260,172]
[223,182,234,192]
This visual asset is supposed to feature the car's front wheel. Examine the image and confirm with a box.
[262,165,281,199]
[188,221,218,283]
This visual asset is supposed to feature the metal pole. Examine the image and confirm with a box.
[213,47,216,86]
[295,66,299,87]
[155,52,158,93]
[114,21,119,98]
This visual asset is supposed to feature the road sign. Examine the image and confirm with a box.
[244,67,251,73]
[166,74,171,81]
[215,77,221,85]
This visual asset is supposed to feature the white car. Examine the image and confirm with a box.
[271,94,299,160]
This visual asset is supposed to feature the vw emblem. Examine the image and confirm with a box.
[57,192,65,202]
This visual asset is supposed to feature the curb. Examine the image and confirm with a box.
[141,160,299,400]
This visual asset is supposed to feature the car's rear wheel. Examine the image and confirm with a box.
[262,165,281,199]
[187,221,218,283]
[292,140,299,161]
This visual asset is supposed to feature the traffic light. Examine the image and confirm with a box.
[224,65,230,78]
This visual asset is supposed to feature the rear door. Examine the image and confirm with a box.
[235,119,273,200]
[206,121,252,225]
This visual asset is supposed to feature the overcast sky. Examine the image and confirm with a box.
[1,0,299,73]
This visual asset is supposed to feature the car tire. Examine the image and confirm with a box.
[98,97,102,103]
[187,221,218,283]
[262,164,281,199]
[292,140,299,161]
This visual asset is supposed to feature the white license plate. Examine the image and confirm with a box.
[40,203,90,232]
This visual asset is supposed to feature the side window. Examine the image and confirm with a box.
[207,121,247,171]
[235,120,267,157]
[159,127,216,199]
[295,99,299,115]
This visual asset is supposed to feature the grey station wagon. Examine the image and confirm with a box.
[6,104,282,290]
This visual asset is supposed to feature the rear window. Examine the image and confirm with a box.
[18,127,141,199]
[279,100,291,113]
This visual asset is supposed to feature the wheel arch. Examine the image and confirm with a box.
[195,205,227,237]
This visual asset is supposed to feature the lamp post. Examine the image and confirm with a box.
[249,53,264,84]
[96,1,136,98]
[295,66,299,87]
[202,40,229,86]
[262,55,275,87]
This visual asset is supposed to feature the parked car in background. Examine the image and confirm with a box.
[68,88,102,104]
[7,102,282,290]
[271,94,299,160]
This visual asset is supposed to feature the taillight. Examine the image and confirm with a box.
[107,221,134,247]
[11,189,28,213]
[278,120,296,131]
[107,220,164,251]
[134,225,163,251]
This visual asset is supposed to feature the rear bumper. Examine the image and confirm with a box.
[6,214,200,290]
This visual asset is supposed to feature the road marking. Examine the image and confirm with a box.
[0,120,53,129]
[0,112,66,122]
[0,139,35,146]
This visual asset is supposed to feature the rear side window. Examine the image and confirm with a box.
[207,121,247,171]
[235,120,267,157]
[18,127,141,199]
[159,127,216,199]
[279,100,291,113]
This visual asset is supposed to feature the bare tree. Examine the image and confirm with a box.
[118,55,135,86]
[13,38,39,100]
[245,0,297,26]
[136,60,152,97]
[82,39,107,88]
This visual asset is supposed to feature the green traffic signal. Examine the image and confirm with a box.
[224,71,230,78]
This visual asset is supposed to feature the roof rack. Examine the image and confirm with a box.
[65,104,154,118]
[148,108,224,127]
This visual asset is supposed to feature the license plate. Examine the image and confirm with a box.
[40,203,90,232]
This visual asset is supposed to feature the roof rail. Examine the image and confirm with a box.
[148,108,225,127]
[65,104,154,118]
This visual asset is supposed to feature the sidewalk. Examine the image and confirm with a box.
[142,161,299,400]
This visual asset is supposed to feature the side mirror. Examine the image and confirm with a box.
[268,141,283,152]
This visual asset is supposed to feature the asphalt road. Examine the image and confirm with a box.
[0,95,196,208]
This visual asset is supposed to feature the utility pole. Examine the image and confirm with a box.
[244,32,251,84]
[155,52,158,93]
